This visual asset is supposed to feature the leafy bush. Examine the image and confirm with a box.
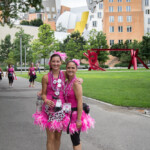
[115,63,129,67]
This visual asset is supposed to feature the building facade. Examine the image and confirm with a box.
[28,0,60,30]
[143,0,150,35]
[103,0,144,46]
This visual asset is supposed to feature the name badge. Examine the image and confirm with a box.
[63,103,71,113]
[56,99,62,107]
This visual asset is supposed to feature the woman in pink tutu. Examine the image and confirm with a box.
[28,63,37,87]
[64,59,95,150]
[33,52,69,150]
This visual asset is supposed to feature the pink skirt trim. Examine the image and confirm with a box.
[63,111,95,135]
[32,112,70,132]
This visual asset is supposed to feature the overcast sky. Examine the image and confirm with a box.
[61,0,87,8]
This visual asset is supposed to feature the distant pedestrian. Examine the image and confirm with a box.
[36,62,40,74]
[28,63,37,88]
[0,66,3,81]
[6,64,16,87]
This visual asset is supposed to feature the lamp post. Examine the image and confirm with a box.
[25,46,26,72]
[20,35,22,74]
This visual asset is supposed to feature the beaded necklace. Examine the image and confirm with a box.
[64,75,77,102]
[50,70,64,97]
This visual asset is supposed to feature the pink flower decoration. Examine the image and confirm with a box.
[72,59,80,67]
[48,51,67,66]
[54,51,67,62]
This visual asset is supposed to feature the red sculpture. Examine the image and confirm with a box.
[83,49,149,71]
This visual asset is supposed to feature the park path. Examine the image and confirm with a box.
[0,75,150,150]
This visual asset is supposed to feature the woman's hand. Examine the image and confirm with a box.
[44,99,55,108]
[76,78,83,84]
[76,120,82,129]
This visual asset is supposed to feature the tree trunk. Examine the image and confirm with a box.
[44,58,46,72]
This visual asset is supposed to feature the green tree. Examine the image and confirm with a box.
[13,28,33,65]
[61,31,87,60]
[0,0,43,27]
[31,24,55,70]
[0,34,13,62]
[84,29,109,64]
[56,23,67,32]
[4,51,16,65]
[20,20,30,25]
[29,19,43,27]
[140,33,150,63]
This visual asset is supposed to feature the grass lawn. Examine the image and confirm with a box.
[17,69,150,108]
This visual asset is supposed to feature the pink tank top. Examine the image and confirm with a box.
[46,71,65,105]
[29,67,35,75]
[65,77,77,108]
[8,68,14,74]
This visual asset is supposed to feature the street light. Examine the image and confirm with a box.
[24,46,26,72]
[20,35,22,74]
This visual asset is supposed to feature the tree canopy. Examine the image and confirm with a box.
[0,0,43,27]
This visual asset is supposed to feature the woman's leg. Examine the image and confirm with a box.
[54,131,62,150]
[70,132,82,150]
[46,128,55,150]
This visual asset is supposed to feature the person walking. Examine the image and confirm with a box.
[64,59,95,150]
[6,64,16,87]
[28,63,36,87]
[36,61,40,74]
[0,66,3,81]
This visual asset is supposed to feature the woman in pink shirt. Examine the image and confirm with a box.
[7,64,15,87]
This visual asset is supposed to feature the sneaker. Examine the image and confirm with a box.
[32,85,35,88]
[29,85,31,87]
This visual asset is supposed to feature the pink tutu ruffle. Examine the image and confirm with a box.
[64,111,95,135]
[32,111,70,132]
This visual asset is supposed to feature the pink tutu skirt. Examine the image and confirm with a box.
[32,107,70,132]
[64,111,95,135]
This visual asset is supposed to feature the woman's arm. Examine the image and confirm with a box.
[73,81,83,128]
[42,74,54,108]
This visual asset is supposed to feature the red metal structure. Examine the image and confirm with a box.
[83,49,149,71]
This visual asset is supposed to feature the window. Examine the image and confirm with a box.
[118,0,122,2]
[146,9,150,14]
[46,7,50,12]
[99,3,103,9]
[147,28,150,33]
[90,15,94,20]
[53,14,56,19]
[118,40,123,44]
[109,26,114,32]
[126,0,131,2]
[110,40,114,46]
[148,18,150,24]
[109,16,114,22]
[52,7,55,12]
[109,6,113,12]
[118,6,122,12]
[118,16,123,22]
[126,6,131,12]
[93,21,97,27]
[145,0,149,6]
[98,12,102,18]
[37,14,42,19]
[109,0,113,2]
[127,16,132,22]
[47,14,51,19]
[118,26,123,32]
[127,26,132,32]
[127,39,132,43]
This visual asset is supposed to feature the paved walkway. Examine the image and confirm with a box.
[0,76,150,150]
